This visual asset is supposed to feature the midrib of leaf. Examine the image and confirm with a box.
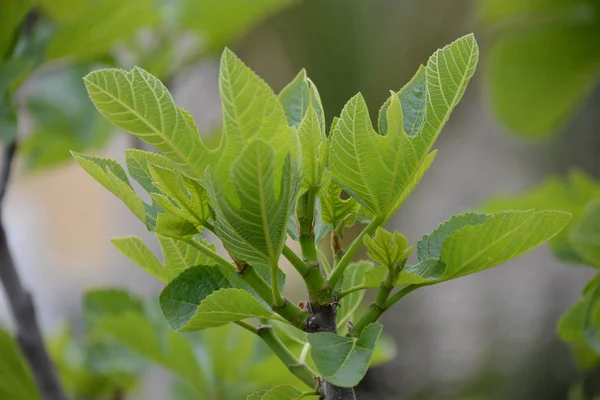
[423,36,477,149]
[255,147,276,263]
[84,77,205,178]
[343,100,381,215]
[447,212,534,277]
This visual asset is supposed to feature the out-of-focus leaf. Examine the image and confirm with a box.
[482,170,600,263]
[0,0,35,59]
[480,0,600,137]
[180,0,294,51]
[570,199,600,268]
[46,0,159,60]
[0,329,40,400]
[22,66,112,169]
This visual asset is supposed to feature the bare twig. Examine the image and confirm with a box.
[0,140,67,400]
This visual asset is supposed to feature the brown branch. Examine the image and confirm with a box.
[0,140,67,400]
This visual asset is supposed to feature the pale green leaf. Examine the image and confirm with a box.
[271,321,307,345]
[0,329,40,400]
[216,49,299,189]
[46,0,159,60]
[297,105,327,189]
[364,228,411,268]
[71,152,146,221]
[84,67,211,179]
[111,236,168,282]
[111,235,215,283]
[378,64,426,137]
[399,210,571,285]
[279,69,325,132]
[482,170,600,263]
[157,235,216,273]
[319,177,361,229]
[308,322,382,387]
[337,261,372,333]
[149,163,212,225]
[570,199,600,268]
[160,266,273,331]
[417,213,489,260]
[206,140,299,266]
[154,213,198,238]
[328,34,478,220]
[279,69,310,128]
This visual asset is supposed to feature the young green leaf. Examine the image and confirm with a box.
[308,322,382,387]
[319,177,362,230]
[84,67,211,179]
[206,140,300,266]
[337,261,372,333]
[160,266,274,331]
[111,235,216,283]
[364,228,411,268]
[397,210,571,285]
[569,199,600,268]
[378,65,426,137]
[216,49,299,190]
[148,162,212,225]
[328,34,478,220]
[71,152,146,221]
[111,236,169,282]
[297,105,327,190]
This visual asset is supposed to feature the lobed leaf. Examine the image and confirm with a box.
[364,228,411,268]
[308,322,382,387]
[328,34,478,220]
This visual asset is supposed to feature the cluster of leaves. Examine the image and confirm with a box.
[2,288,395,400]
[74,33,570,399]
[484,171,600,395]
[478,0,600,138]
[0,0,292,169]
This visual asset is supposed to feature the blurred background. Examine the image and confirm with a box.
[1,0,600,399]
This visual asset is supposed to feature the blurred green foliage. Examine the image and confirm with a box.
[0,289,396,399]
[479,0,600,138]
[0,0,293,169]
[483,170,600,396]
